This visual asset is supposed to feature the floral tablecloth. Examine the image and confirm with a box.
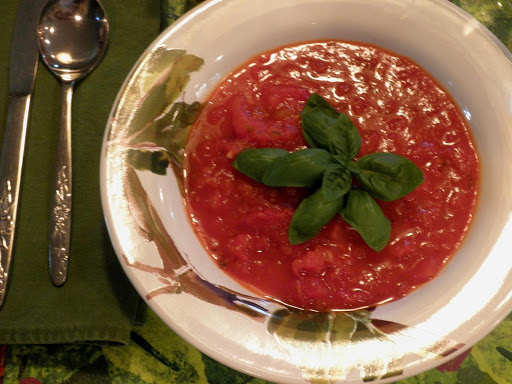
[3,308,512,384]
[1,0,511,383]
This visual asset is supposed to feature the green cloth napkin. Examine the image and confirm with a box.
[0,0,161,344]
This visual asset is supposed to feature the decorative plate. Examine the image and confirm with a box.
[100,0,512,382]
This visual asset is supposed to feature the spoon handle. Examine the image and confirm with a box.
[49,82,73,286]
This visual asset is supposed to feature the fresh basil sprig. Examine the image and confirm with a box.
[232,93,424,251]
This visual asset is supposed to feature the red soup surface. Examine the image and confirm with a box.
[183,40,479,311]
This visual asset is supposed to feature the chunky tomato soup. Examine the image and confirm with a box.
[183,41,479,311]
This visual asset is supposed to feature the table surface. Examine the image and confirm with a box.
[1,0,512,383]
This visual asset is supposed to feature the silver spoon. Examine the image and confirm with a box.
[37,0,109,286]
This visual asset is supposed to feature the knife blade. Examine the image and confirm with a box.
[0,0,45,309]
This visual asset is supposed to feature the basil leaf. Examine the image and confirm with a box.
[346,160,360,174]
[301,93,341,149]
[328,114,361,161]
[303,93,340,118]
[340,188,391,252]
[353,153,424,201]
[322,163,351,202]
[232,148,289,183]
[301,109,335,150]
[289,188,344,244]
[262,148,331,187]
[301,93,361,161]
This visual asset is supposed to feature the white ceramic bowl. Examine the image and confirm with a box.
[101,0,512,382]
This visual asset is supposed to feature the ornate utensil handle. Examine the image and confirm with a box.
[49,82,73,286]
[0,95,31,308]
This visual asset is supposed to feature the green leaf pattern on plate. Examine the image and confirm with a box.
[111,47,204,175]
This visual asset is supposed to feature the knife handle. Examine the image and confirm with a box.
[49,83,73,287]
[0,95,31,308]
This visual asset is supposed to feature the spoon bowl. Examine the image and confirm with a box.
[37,0,109,286]
[38,0,108,83]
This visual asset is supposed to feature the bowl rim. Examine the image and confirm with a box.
[100,0,512,382]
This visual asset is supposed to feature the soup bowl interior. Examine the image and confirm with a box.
[101,0,512,382]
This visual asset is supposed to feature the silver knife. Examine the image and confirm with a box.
[0,0,45,309]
